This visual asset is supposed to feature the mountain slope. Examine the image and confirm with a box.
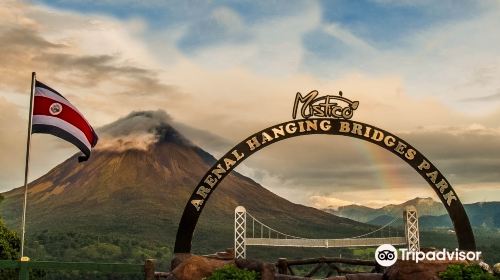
[326,197,446,223]
[0,111,373,255]
[330,197,500,230]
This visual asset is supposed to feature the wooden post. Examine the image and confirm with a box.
[277,258,288,275]
[144,259,156,280]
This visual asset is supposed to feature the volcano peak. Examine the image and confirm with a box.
[96,109,191,151]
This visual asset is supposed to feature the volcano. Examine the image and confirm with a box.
[0,110,372,255]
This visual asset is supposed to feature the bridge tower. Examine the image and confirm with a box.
[404,205,420,252]
[234,206,247,259]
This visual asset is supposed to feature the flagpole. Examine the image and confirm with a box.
[20,72,36,259]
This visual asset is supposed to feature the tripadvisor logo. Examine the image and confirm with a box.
[375,244,482,266]
[375,244,398,267]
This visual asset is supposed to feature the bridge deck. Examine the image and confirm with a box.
[246,237,406,248]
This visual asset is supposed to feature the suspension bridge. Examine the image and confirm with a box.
[234,205,420,259]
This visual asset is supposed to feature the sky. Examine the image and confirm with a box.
[1,0,499,209]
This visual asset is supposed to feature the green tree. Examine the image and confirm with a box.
[206,265,260,280]
[0,194,21,279]
[440,264,497,280]
[0,194,21,259]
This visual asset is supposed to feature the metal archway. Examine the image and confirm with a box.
[174,118,475,253]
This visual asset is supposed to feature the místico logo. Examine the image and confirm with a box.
[375,244,398,267]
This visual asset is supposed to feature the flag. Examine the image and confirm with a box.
[32,81,98,161]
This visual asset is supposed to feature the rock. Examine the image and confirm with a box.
[261,262,277,280]
[164,272,178,280]
[277,274,382,280]
[326,274,382,280]
[493,263,500,275]
[170,253,192,270]
[478,261,492,273]
[204,248,235,260]
[235,258,276,280]
[274,275,312,280]
[235,258,264,271]
[384,260,467,280]
[171,255,233,280]
[345,273,383,280]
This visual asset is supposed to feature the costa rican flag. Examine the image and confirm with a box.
[32,81,98,162]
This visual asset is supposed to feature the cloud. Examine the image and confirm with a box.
[308,194,412,209]
[0,0,499,207]
[0,24,175,96]
[322,23,376,54]
[398,125,500,184]
[454,182,500,204]
[95,110,173,151]
[0,97,28,189]
[0,25,62,91]
[98,110,172,137]
[309,195,356,210]
[178,6,248,53]
[0,2,179,113]
[181,1,320,74]
[0,2,182,189]
[460,91,500,103]
[225,120,500,207]
[95,109,232,155]
[0,97,79,190]
[172,123,232,158]
[302,1,500,117]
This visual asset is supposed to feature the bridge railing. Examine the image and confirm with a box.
[247,237,407,248]
[0,259,160,280]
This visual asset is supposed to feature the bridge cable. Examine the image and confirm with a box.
[349,217,401,239]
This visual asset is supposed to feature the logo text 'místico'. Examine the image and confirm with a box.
[292,90,359,120]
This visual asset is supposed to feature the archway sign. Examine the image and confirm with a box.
[174,90,476,253]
